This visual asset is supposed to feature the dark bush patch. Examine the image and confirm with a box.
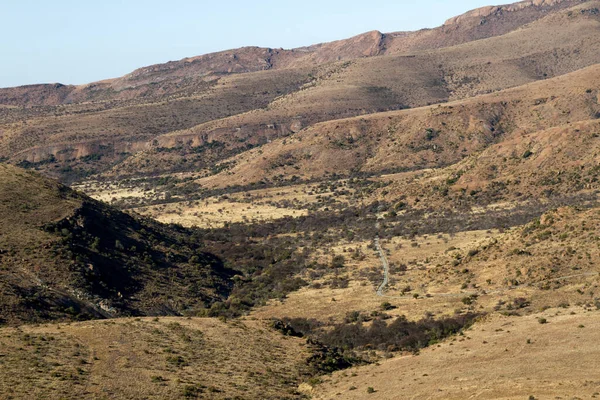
[279,313,480,353]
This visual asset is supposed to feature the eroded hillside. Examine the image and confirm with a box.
[0,164,233,325]
[2,1,600,186]
[2,0,600,398]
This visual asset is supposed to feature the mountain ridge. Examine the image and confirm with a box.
[2,0,599,186]
[443,0,576,25]
[0,0,586,107]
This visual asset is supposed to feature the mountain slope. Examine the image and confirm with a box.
[191,62,600,191]
[315,308,600,399]
[0,163,233,325]
[0,0,583,108]
[0,317,311,399]
[2,0,599,185]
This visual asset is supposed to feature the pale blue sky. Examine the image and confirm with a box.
[1,0,496,88]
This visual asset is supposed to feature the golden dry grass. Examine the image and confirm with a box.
[136,198,307,228]
[0,317,309,400]
[75,184,157,203]
[252,229,501,323]
[129,182,354,228]
[314,307,600,399]
[250,205,600,328]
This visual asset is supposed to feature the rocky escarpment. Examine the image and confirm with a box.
[444,0,578,25]
[0,83,76,107]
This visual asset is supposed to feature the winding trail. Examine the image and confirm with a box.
[373,218,599,299]
[374,236,389,297]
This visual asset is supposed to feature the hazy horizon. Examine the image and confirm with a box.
[1,0,495,88]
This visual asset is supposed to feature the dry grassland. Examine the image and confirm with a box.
[315,307,600,399]
[0,317,309,400]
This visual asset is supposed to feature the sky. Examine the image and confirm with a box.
[1,0,496,88]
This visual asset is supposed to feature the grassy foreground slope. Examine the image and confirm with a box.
[314,308,600,399]
[0,317,310,400]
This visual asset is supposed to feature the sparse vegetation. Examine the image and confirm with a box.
[3,1,600,398]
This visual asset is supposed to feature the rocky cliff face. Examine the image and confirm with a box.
[0,83,76,107]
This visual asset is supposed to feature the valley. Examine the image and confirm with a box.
[1,0,600,398]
